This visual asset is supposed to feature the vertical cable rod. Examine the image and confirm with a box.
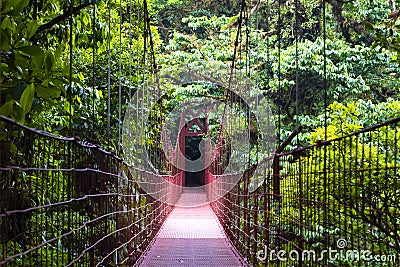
[68,0,74,135]
[277,0,282,143]
[118,0,123,153]
[91,0,96,140]
[323,0,328,139]
[295,0,299,133]
[322,0,329,258]
[107,1,111,148]
[215,0,247,157]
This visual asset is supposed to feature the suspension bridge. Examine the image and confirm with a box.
[1,0,400,266]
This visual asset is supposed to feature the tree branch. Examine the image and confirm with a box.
[31,2,92,40]
[389,0,396,12]
[243,0,267,25]
[229,0,267,29]
[387,9,400,20]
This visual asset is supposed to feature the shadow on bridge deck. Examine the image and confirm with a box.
[136,188,247,266]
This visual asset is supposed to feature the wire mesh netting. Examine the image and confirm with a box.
[0,115,180,266]
[210,118,400,266]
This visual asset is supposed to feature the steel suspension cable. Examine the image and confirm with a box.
[295,0,300,140]
[277,0,282,143]
[323,0,328,140]
[68,0,74,136]
[322,0,329,254]
[124,0,133,161]
[276,0,283,250]
[135,0,140,163]
[244,1,252,167]
[229,0,246,87]
[141,0,151,166]
[143,0,161,170]
[129,0,133,101]
[143,0,158,76]
[294,0,304,256]
[91,0,96,140]
[141,0,147,167]
[215,0,247,157]
[245,2,251,78]
[118,0,122,152]
[254,0,261,165]
[107,1,111,148]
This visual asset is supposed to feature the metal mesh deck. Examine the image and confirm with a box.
[137,188,247,267]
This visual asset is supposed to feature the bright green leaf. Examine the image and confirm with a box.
[36,85,61,101]
[1,17,13,30]
[20,83,35,114]
[2,0,14,13]
[64,101,73,116]
[364,22,374,31]
[11,0,30,15]
[18,45,44,57]
[45,52,55,75]
[0,100,24,122]
[0,100,16,116]
[25,20,39,39]
[78,72,85,81]
[32,54,45,68]
[0,30,11,50]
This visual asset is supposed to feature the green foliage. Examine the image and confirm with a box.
[0,0,68,123]
[366,6,400,63]
[305,100,400,143]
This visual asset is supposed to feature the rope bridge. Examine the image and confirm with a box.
[1,115,400,266]
[1,0,400,266]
